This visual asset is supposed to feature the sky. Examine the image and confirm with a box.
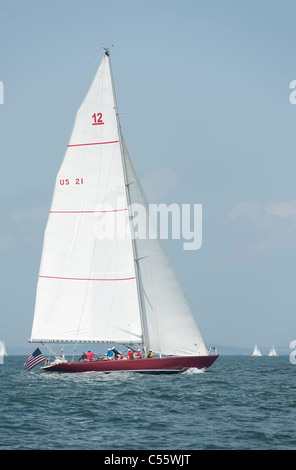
[0,0,296,354]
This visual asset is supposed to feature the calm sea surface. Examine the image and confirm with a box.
[0,355,295,451]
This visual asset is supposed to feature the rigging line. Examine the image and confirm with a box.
[67,208,82,268]
[91,47,104,79]
[42,343,59,358]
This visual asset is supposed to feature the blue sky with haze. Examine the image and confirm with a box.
[1,0,296,353]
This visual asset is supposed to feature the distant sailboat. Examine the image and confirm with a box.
[268,345,278,356]
[28,49,218,374]
[0,341,7,364]
[252,344,262,356]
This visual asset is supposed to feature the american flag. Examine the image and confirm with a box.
[24,348,45,370]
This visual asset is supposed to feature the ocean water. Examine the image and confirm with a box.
[0,354,295,451]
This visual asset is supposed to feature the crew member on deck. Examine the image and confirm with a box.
[112,346,121,359]
[107,348,114,360]
[135,349,143,359]
[127,349,133,360]
[78,352,87,361]
[86,350,97,361]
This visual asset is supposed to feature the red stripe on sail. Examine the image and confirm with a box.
[50,209,127,214]
[39,275,136,281]
[68,140,119,147]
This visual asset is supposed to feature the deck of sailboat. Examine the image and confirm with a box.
[42,354,219,373]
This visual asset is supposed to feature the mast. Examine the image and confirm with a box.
[105,49,149,355]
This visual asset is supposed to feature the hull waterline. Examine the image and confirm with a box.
[42,355,219,373]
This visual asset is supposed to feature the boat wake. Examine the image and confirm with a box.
[183,367,206,375]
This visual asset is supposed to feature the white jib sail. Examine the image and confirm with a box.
[30,53,142,344]
[122,140,207,357]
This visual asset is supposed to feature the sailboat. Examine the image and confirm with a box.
[268,345,278,356]
[251,344,262,356]
[0,341,7,365]
[28,49,218,373]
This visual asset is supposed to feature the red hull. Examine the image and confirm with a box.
[42,355,218,373]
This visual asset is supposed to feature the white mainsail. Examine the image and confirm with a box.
[252,344,262,356]
[30,53,141,345]
[0,341,7,364]
[30,50,207,357]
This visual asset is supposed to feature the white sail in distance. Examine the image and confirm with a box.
[30,51,208,357]
[268,345,278,356]
[252,344,262,356]
[0,341,7,364]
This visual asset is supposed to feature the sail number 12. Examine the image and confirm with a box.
[92,113,104,126]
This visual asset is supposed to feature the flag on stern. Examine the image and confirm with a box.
[24,348,45,370]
